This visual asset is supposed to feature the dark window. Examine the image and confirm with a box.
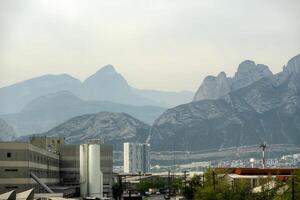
[7,152,11,158]
[5,169,18,172]
[5,186,18,189]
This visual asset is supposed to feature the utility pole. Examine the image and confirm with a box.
[202,173,205,188]
[139,171,141,183]
[292,175,295,200]
[212,170,216,191]
[259,142,267,168]
[184,170,187,190]
[168,170,171,198]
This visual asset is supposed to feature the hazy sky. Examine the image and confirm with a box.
[0,0,299,91]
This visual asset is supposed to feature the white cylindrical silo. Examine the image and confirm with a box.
[88,144,102,198]
[80,144,88,197]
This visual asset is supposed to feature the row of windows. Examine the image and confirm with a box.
[29,152,59,167]
[2,168,59,179]
[2,151,59,167]
[31,169,59,178]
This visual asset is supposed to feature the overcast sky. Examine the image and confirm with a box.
[0,0,299,91]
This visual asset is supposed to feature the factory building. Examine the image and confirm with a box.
[0,137,113,197]
[123,143,150,173]
[0,141,60,193]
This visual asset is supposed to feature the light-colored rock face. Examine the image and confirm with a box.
[273,54,300,86]
[151,54,300,151]
[193,72,231,101]
[286,54,300,73]
[232,61,272,90]
[0,118,17,141]
[193,60,272,101]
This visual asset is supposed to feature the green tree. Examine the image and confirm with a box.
[182,175,202,200]
[112,182,123,200]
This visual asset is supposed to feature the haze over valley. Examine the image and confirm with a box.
[1,0,300,167]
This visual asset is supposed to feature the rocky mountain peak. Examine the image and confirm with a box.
[236,60,256,74]
[194,59,272,101]
[285,54,300,73]
[193,73,231,101]
[86,65,120,81]
[235,60,272,78]
[96,64,116,74]
[217,71,227,79]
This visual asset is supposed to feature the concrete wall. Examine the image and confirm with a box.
[59,144,80,185]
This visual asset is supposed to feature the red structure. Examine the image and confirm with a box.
[214,167,295,176]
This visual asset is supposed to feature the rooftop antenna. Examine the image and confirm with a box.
[259,142,267,169]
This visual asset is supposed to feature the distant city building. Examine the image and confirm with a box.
[123,143,150,173]
[0,136,113,197]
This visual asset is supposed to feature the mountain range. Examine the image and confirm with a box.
[1,91,165,135]
[150,54,300,151]
[0,65,192,115]
[2,54,300,153]
[0,65,192,136]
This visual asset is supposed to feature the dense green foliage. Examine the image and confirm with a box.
[112,169,300,200]
[182,169,300,200]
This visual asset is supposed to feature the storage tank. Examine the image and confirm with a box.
[80,144,88,197]
[80,143,103,198]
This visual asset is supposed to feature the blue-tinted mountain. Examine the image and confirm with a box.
[0,74,81,114]
[1,91,165,135]
[80,65,155,106]
[0,65,192,116]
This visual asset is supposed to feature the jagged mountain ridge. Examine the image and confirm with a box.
[194,60,273,101]
[42,112,151,150]
[150,54,300,151]
[1,91,165,135]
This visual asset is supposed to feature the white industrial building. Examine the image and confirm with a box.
[123,143,150,173]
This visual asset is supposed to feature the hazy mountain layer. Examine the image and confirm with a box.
[0,65,192,116]
[150,54,300,151]
[1,91,165,136]
[0,74,81,114]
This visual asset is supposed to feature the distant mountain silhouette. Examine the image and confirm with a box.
[1,91,165,135]
[0,65,193,116]
[0,74,81,114]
